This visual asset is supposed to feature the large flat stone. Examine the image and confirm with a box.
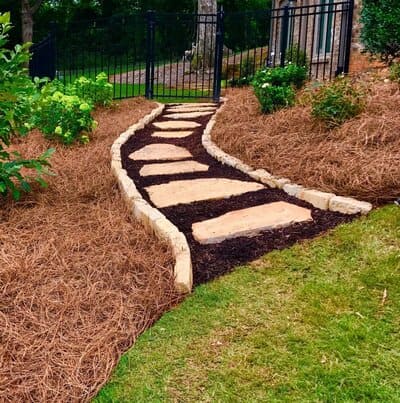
[166,106,217,113]
[192,202,313,244]
[168,103,217,108]
[165,111,214,119]
[145,178,264,208]
[129,144,192,161]
[153,121,201,130]
[140,161,209,177]
[152,131,193,139]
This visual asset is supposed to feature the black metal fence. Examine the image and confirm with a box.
[29,1,354,101]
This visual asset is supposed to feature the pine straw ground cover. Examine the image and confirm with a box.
[215,77,400,204]
[0,98,179,402]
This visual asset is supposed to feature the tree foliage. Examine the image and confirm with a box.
[361,0,400,64]
[0,12,53,200]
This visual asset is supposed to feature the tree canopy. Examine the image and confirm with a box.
[1,0,271,44]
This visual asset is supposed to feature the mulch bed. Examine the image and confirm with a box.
[122,110,353,286]
[212,79,400,204]
[0,98,180,402]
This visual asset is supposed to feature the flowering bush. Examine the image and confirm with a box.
[253,83,295,114]
[252,64,306,114]
[70,73,114,106]
[311,77,364,128]
[0,12,53,200]
[35,90,96,145]
[253,64,307,90]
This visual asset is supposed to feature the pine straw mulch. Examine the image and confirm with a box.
[215,78,400,204]
[0,98,180,402]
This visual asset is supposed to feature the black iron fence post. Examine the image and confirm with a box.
[343,0,354,74]
[213,6,224,103]
[279,5,290,68]
[145,10,156,99]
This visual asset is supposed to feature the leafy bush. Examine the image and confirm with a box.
[0,12,53,200]
[253,83,295,114]
[35,90,96,145]
[285,44,309,68]
[70,73,113,106]
[253,64,307,90]
[311,78,364,128]
[361,0,400,64]
[389,62,400,82]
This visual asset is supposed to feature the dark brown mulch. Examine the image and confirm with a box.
[121,108,354,286]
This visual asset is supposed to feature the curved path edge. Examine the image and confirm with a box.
[111,103,193,294]
[202,97,373,216]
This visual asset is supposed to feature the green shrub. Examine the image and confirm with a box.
[389,62,400,82]
[285,44,309,69]
[35,90,96,145]
[70,73,113,106]
[254,83,295,114]
[253,64,307,90]
[311,78,364,128]
[0,12,53,200]
[361,0,400,64]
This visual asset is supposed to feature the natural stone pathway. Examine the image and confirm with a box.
[120,103,353,285]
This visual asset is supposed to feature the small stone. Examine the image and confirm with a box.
[329,196,372,215]
[174,252,193,293]
[129,144,192,161]
[192,202,313,244]
[152,131,193,139]
[298,189,335,210]
[145,178,264,208]
[140,161,209,177]
[273,177,291,189]
[283,183,304,197]
[165,111,214,119]
[153,121,201,130]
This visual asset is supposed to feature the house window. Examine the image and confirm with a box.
[315,0,334,54]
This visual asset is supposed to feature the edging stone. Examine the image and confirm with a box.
[111,102,193,293]
[202,98,373,215]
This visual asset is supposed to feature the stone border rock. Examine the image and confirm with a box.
[202,98,373,216]
[111,103,192,293]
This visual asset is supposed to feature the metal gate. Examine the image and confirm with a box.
[30,1,354,101]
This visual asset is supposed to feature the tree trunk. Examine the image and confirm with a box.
[196,0,217,70]
[21,0,34,43]
[21,0,43,43]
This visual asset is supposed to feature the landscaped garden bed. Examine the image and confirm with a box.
[0,98,180,402]
[213,72,400,204]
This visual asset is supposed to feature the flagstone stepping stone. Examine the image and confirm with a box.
[140,161,209,177]
[166,106,217,113]
[129,144,192,161]
[192,202,313,244]
[145,178,264,208]
[153,121,201,130]
[170,103,217,108]
[152,131,194,139]
[165,111,214,119]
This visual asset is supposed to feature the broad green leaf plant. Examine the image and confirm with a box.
[0,12,54,200]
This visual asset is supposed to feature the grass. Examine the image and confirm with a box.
[95,205,400,402]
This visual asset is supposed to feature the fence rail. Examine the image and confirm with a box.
[30,1,354,101]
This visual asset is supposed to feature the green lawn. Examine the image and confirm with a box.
[95,205,400,402]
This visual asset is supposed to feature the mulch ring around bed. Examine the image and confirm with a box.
[121,106,355,286]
